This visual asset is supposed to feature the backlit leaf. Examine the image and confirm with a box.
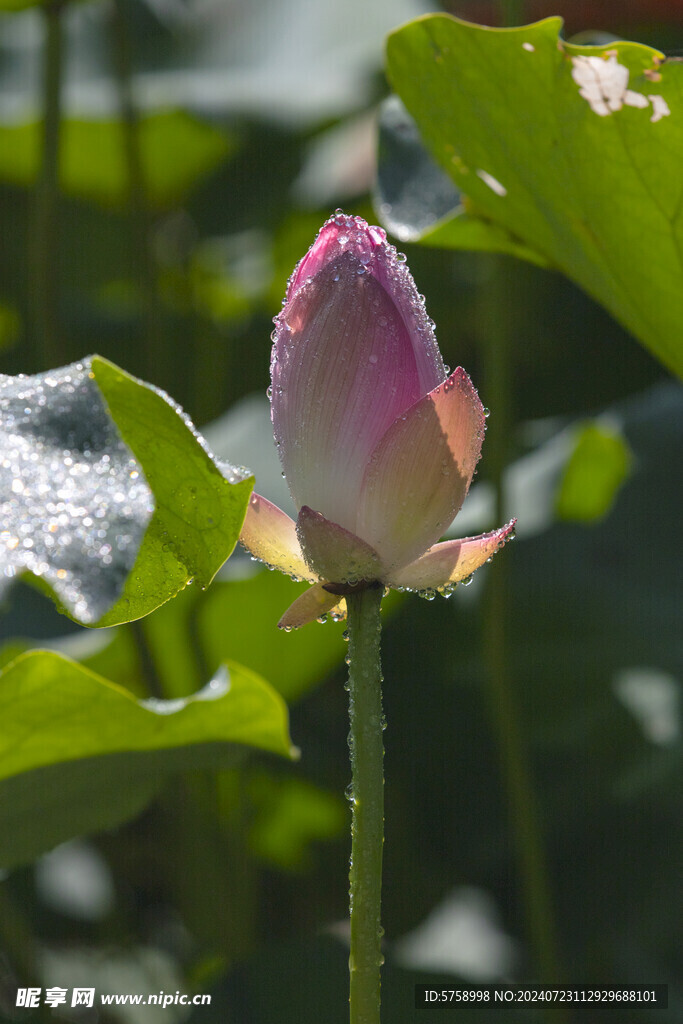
[0,357,252,626]
[0,651,294,869]
[386,15,683,377]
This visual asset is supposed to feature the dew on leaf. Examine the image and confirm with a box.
[0,360,154,623]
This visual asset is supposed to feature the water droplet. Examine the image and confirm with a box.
[0,360,154,623]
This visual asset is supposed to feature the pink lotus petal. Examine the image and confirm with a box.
[278,582,346,630]
[272,253,426,532]
[357,368,486,573]
[287,214,446,396]
[388,520,516,591]
[296,505,383,584]
[240,492,316,582]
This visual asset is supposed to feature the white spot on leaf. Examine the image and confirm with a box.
[476,169,507,196]
[649,94,670,122]
[623,90,649,109]
[522,42,535,52]
[571,53,670,123]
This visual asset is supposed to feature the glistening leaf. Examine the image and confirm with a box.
[386,16,683,377]
[91,357,253,625]
[374,95,461,243]
[0,651,295,869]
[374,95,549,266]
[0,358,253,626]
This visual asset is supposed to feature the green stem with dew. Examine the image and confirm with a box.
[346,584,385,1024]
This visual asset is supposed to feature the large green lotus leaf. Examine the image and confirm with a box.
[0,111,232,208]
[73,569,357,705]
[374,95,549,266]
[91,357,253,625]
[0,650,294,869]
[386,16,683,378]
[0,357,252,626]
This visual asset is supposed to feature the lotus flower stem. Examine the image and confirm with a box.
[346,584,385,1024]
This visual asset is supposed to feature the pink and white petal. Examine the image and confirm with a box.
[272,254,426,532]
[357,368,486,573]
[240,492,316,582]
[388,520,516,591]
[286,214,444,396]
[286,217,354,298]
[278,583,346,630]
[296,505,384,584]
[366,234,445,397]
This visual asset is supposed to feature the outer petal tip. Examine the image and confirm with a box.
[357,367,488,572]
[277,582,346,630]
[240,492,316,582]
[387,519,516,592]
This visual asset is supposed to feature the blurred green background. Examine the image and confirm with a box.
[0,0,680,1021]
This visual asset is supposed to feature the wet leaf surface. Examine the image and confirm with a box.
[387,15,683,376]
[0,651,294,869]
[0,358,253,625]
